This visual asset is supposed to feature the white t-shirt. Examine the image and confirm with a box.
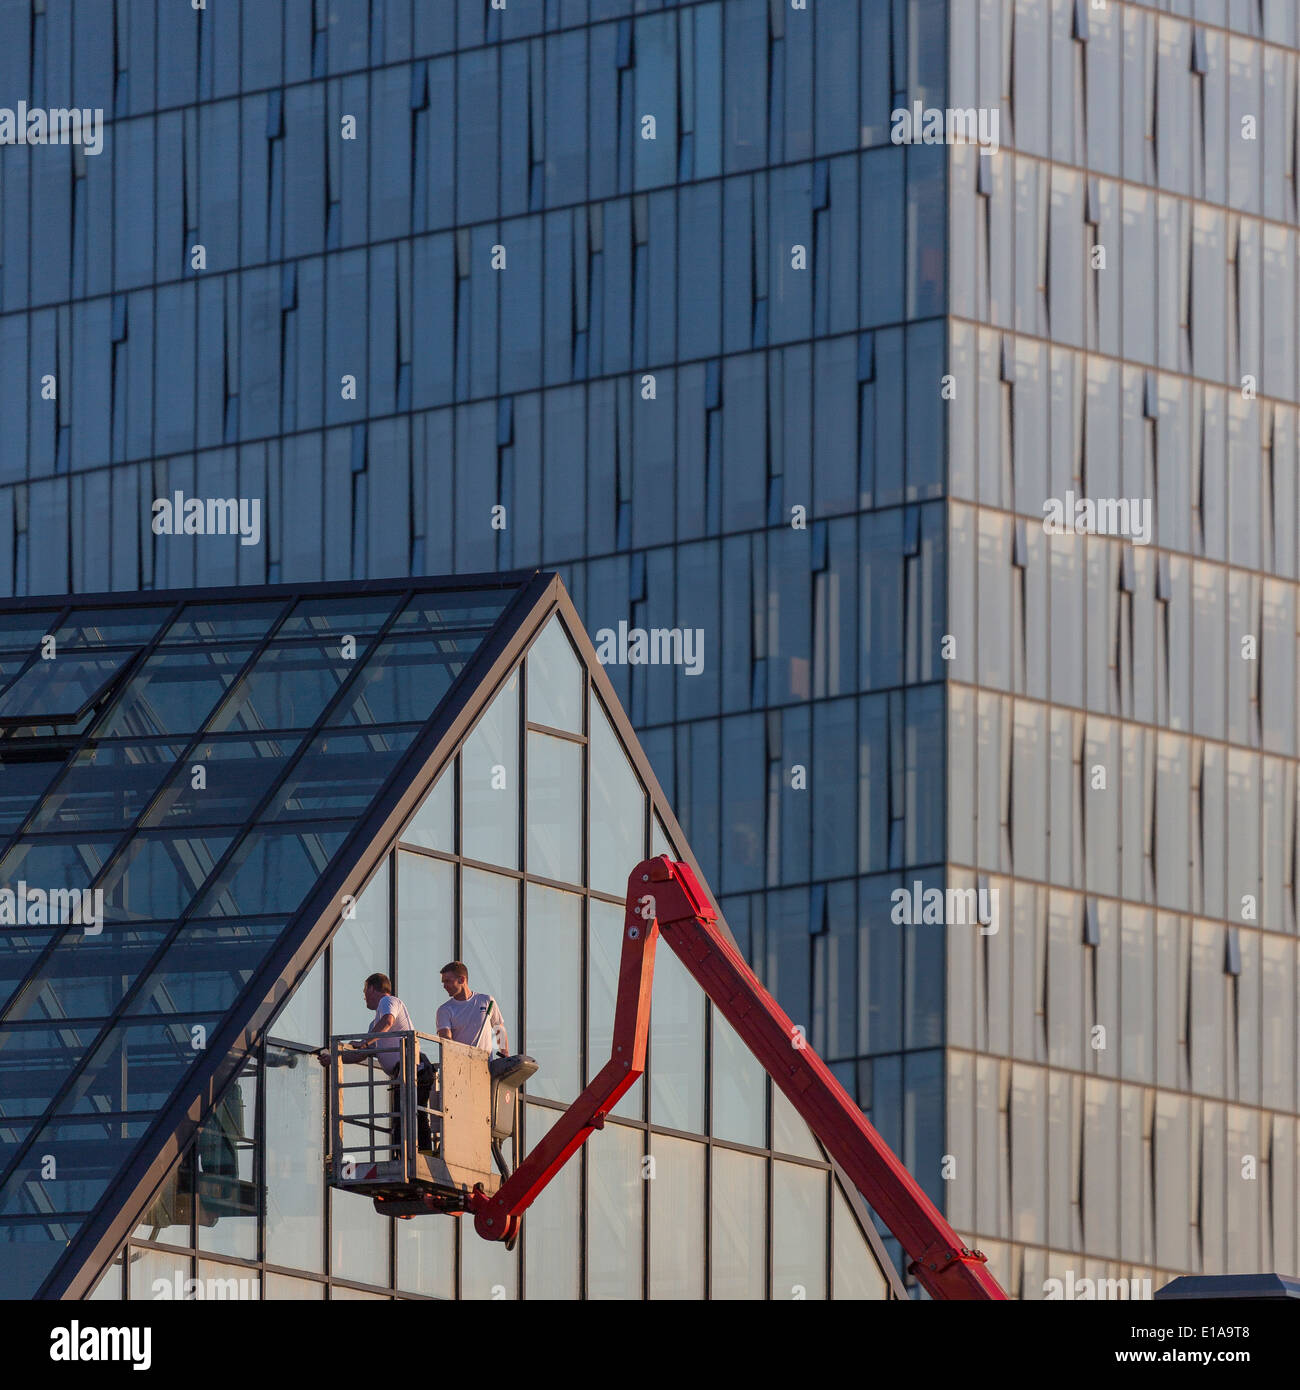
[436,992,508,1054]
[368,994,417,1075]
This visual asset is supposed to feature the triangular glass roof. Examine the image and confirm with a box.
[0,573,538,1297]
[0,572,902,1300]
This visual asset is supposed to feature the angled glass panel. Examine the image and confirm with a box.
[122,917,291,1019]
[276,592,404,638]
[0,611,63,652]
[0,649,139,725]
[831,1182,889,1299]
[24,742,186,833]
[711,1010,766,1147]
[159,599,287,645]
[91,645,258,738]
[0,756,78,833]
[772,1082,822,1160]
[589,695,646,895]
[188,828,347,919]
[327,632,485,728]
[401,768,453,852]
[393,587,517,632]
[260,727,419,822]
[526,618,584,733]
[98,831,235,923]
[139,735,304,828]
[206,641,371,734]
[52,608,172,648]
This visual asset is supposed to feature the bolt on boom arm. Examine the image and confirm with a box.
[469,856,1006,1300]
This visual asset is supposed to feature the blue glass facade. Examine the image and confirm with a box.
[1,0,1297,1298]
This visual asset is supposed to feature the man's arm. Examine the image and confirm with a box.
[437,1028,453,1040]
[490,1002,509,1055]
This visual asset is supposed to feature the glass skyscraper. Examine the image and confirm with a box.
[0,0,1296,1298]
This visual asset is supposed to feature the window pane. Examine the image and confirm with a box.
[461,1220,518,1299]
[589,695,646,895]
[649,943,704,1132]
[461,868,519,1060]
[262,728,418,822]
[832,1182,889,1299]
[396,851,453,1034]
[772,1162,828,1299]
[265,1272,325,1299]
[140,735,303,828]
[189,827,348,920]
[270,953,323,1045]
[395,1202,454,1298]
[526,731,581,885]
[92,645,256,737]
[330,858,390,1037]
[402,770,453,852]
[649,1134,704,1299]
[587,1121,643,1299]
[264,1044,325,1273]
[128,1247,190,1300]
[711,1011,766,1147]
[330,1182,390,1289]
[524,884,581,1102]
[462,675,520,870]
[710,1148,765,1299]
[523,1104,580,1298]
[526,618,583,733]
[772,1082,822,1160]
[24,741,186,832]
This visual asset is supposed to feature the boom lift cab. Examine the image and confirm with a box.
[325,1030,535,1219]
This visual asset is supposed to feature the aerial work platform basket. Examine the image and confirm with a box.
[325,1029,536,1219]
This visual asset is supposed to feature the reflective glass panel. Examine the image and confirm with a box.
[711,1010,766,1147]
[587,1120,643,1299]
[522,1104,580,1298]
[589,696,646,896]
[524,884,581,1102]
[526,732,581,885]
[772,1162,828,1299]
[649,1134,705,1299]
[462,675,519,870]
[401,769,454,852]
[264,1044,325,1273]
[710,1148,766,1299]
[526,618,584,733]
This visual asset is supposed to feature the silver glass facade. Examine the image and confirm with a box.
[0,0,1297,1298]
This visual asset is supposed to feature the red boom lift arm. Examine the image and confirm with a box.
[468,856,1006,1300]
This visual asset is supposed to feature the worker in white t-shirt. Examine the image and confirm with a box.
[436,961,509,1055]
[318,972,433,1149]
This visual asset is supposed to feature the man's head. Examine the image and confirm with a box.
[363,972,393,1010]
[440,961,471,1001]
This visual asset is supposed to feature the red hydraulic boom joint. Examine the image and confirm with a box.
[469,856,1006,1300]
